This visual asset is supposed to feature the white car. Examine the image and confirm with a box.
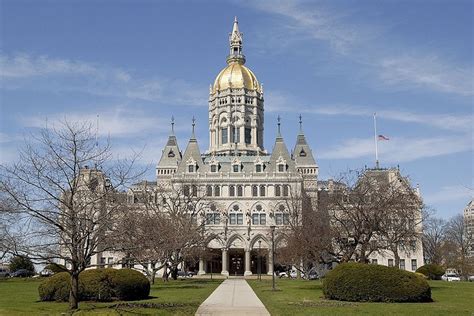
[441,273,461,282]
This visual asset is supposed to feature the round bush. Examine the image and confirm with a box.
[38,269,150,302]
[38,272,72,301]
[322,262,432,302]
[416,264,444,280]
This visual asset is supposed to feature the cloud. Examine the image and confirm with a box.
[424,185,473,204]
[266,90,472,132]
[242,0,366,53]
[377,55,474,96]
[0,53,207,106]
[242,1,473,97]
[19,107,172,137]
[319,135,471,162]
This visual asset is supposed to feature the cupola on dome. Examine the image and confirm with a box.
[211,17,262,94]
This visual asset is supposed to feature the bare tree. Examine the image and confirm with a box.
[444,214,474,279]
[0,121,142,310]
[277,186,333,277]
[323,169,423,265]
[422,216,447,265]
[114,181,211,283]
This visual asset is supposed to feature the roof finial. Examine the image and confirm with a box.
[171,116,175,134]
[227,16,245,65]
[277,115,281,136]
[299,114,303,133]
[191,116,196,137]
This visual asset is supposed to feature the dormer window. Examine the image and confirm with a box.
[276,156,287,173]
[232,158,241,173]
[255,164,262,173]
[168,150,175,157]
[187,158,197,173]
[211,165,217,172]
[299,149,307,157]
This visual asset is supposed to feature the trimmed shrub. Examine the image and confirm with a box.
[38,269,150,302]
[322,263,432,302]
[416,264,444,280]
[38,272,72,301]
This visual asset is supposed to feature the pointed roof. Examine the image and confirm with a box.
[293,132,317,166]
[293,116,317,167]
[178,121,204,173]
[269,134,295,171]
[157,117,182,169]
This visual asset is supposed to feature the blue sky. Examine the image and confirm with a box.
[0,0,472,218]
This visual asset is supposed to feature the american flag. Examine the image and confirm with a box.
[378,134,389,141]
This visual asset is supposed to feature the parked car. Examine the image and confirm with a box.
[306,270,319,280]
[289,270,298,279]
[469,275,474,282]
[0,268,10,278]
[441,273,461,282]
[11,269,33,278]
[176,270,195,279]
[40,269,54,277]
[278,271,288,278]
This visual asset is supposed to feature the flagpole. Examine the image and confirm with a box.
[373,113,379,169]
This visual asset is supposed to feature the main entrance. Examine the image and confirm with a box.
[229,249,245,275]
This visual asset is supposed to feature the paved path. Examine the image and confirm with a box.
[195,278,270,316]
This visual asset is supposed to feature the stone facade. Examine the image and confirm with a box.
[89,18,423,276]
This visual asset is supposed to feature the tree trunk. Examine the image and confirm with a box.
[69,272,79,310]
[393,248,400,268]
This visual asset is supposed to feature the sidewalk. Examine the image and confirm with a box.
[195,278,270,316]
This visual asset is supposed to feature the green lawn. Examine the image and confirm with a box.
[248,279,474,316]
[0,277,222,315]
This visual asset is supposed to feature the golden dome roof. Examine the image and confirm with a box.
[212,62,262,94]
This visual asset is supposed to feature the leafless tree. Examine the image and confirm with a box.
[422,216,447,265]
[323,169,423,265]
[444,214,474,279]
[114,181,212,283]
[0,120,142,310]
[277,186,333,277]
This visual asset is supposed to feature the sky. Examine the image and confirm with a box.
[0,0,472,219]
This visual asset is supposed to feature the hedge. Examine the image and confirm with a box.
[416,264,445,280]
[322,262,432,302]
[38,268,150,302]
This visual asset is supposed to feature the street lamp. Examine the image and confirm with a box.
[270,225,276,291]
[258,240,262,281]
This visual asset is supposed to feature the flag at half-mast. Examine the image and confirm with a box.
[378,134,389,141]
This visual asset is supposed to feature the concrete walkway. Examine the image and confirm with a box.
[195,278,270,316]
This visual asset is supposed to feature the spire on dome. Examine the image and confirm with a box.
[227,16,246,65]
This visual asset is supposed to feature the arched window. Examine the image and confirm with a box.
[260,185,266,197]
[275,185,281,197]
[283,185,289,197]
[229,185,235,197]
[252,204,266,225]
[214,185,220,197]
[229,205,243,225]
[252,185,258,197]
[237,185,243,197]
[206,185,212,196]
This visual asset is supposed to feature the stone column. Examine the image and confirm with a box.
[221,248,229,276]
[244,249,252,276]
[267,249,274,275]
[198,258,206,275]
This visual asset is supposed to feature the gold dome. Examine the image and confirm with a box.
[212,62,262,94]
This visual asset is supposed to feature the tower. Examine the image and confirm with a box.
[208,17,264,156]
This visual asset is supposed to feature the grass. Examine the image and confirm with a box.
[0,277,222,315]
[248,278,474,315]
